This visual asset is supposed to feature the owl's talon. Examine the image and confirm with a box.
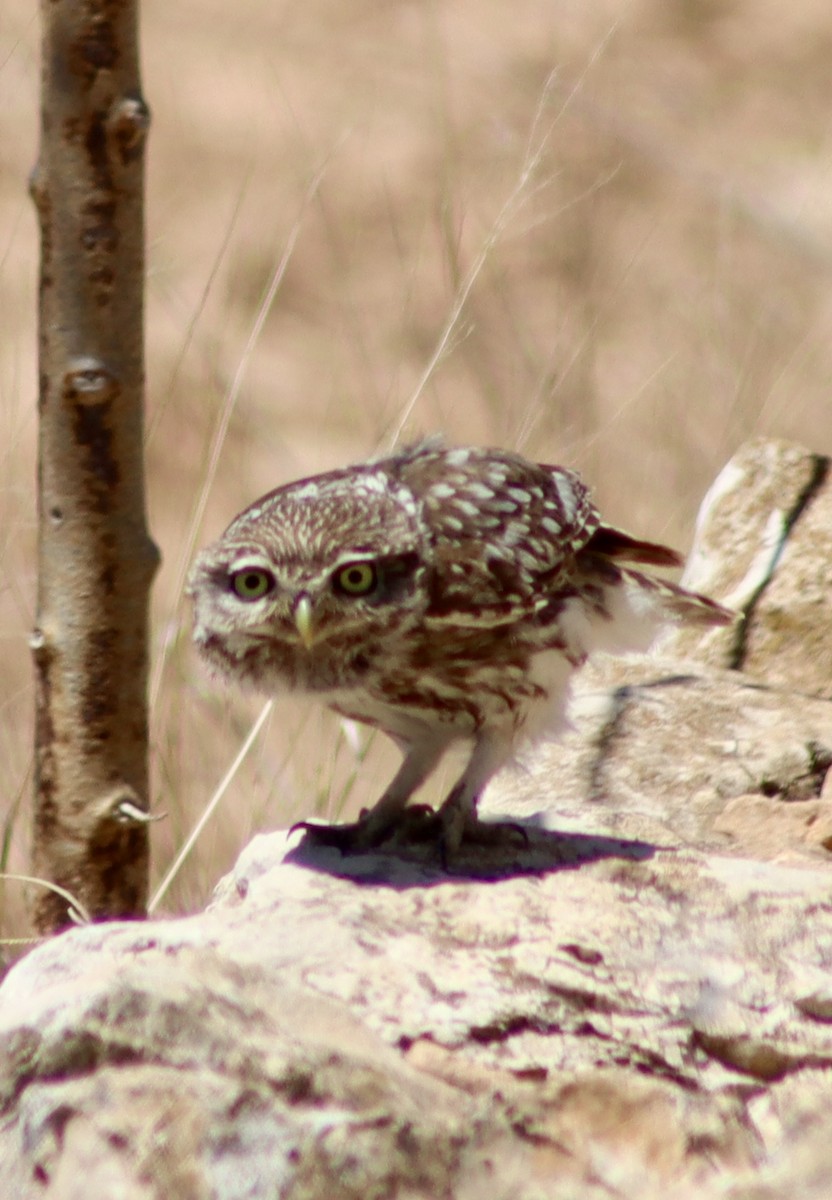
[288,818,357,850]
[394,804,442,840]
[290,804,442,854]
[289,812,405,853]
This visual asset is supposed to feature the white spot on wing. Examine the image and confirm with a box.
[541,516,565,536]
[554,473,579,514]
[506,487,533,503]
[466,482,498,501]
[453,499,481,517]
[429,483,457,499]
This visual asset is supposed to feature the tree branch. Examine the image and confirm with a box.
[31,0,159,934]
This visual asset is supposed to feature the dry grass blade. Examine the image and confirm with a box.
[0,873,91,928]
[149,700,274,915]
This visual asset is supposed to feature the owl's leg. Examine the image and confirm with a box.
[357,737,449,838]
[292,736,449,852]
[437,732,521,855]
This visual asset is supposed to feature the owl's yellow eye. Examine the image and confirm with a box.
[230,568,274,601]
[335,561,377,596]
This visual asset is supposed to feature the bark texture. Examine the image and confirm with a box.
[31,0,158,933]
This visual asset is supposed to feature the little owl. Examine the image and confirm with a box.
[188,440,731,854]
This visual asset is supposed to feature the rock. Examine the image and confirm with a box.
[2,438,832,1198]
[662,438,832,694]
[487,656,832,861]
[3,824,832,1199]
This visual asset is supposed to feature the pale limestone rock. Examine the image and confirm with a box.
[486,656,832,859]
[663,437,832,693]
[2,810,832,1197]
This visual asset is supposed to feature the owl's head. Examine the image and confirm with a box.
[187,466,429,688]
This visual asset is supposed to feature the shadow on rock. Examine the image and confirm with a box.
[284,817,657,887]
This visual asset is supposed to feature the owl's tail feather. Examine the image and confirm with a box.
[620,565,735,628]
[585,524,684,568]
[586,525,733,628]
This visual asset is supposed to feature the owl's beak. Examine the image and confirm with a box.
[293,593,316,649]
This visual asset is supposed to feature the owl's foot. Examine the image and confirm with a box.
[288,817,375,852]
[289,804,438,854]
[436,806,529,868]
[291,803,528,863]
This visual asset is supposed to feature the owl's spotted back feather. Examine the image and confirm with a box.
[189,440,732,852]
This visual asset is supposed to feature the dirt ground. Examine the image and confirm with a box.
[2,0,832,928]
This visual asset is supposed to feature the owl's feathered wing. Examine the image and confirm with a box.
[388,440,732,634]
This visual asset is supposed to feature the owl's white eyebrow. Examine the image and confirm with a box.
[222,552,275,571]
[331,552,377,568]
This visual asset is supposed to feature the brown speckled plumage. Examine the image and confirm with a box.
[188,439,732,851]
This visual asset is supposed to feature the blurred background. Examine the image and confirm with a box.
[2,0,832,926]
